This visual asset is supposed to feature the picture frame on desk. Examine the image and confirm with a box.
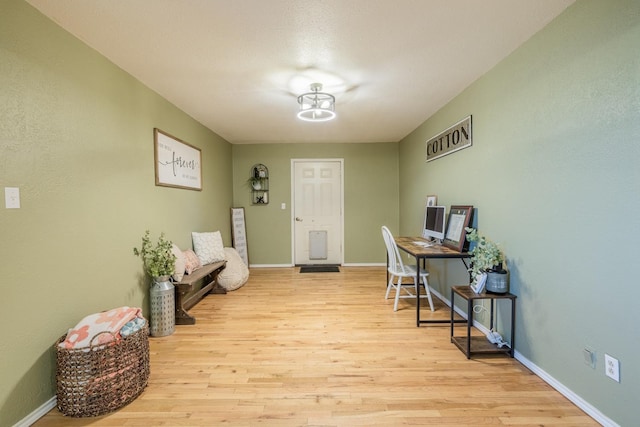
[426,195,437,207]
[443,205,473,252]
[470,272,487,294]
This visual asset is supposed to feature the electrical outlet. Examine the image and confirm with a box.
[605,354,620,382]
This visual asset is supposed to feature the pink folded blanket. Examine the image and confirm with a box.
[59,306,143,349]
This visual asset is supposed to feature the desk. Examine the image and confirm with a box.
[394,236,471,327]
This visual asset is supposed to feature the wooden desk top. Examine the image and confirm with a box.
[395,236,470,259]
[452,285,516,300]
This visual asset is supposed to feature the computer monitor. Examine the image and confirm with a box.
[422,205,446,242]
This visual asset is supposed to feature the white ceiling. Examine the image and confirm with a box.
[26,0,574,144]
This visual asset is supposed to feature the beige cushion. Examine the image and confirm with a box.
[218,247,249,291]
[192,231,226,265]
[183,249,202,275]
[171,244,186,282]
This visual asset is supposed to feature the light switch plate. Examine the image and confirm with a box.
[5,187,20,209]
[583,347,596,369]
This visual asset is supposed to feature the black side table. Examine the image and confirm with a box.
[450,286,516,359]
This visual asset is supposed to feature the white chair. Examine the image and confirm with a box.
[381,226,434,312]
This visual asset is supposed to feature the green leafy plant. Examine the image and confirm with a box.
[465,227,505,280]
[133,230,176,278]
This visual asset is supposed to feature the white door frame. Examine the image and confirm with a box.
[290,158,344,266]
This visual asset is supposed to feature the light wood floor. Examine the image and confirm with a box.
[36,267,597,426]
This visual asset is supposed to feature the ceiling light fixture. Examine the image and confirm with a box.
[297,83,336,122]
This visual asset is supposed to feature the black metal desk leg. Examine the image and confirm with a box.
[450,288,455,339]
[466,296,472,359]
[415,256,421,327]
[510,299,516,357]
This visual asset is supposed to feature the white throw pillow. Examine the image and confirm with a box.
[218,247,249,291]
[192,231,226,265]
[171,243,186,282]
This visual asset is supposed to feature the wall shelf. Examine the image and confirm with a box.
[250,164,269,205]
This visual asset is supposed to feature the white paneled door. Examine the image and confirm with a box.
[292,160,343,265]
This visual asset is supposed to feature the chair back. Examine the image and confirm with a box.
[381,226,405,274]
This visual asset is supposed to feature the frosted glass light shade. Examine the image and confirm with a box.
[297,83,336,122]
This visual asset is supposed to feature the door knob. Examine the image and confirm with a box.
[295,217,303,222]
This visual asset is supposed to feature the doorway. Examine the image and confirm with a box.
[291,159,344,265]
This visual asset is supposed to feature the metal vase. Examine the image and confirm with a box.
[149,275,175,337]
[485,270,508,294]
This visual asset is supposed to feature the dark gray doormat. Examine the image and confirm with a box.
[299,265,340,273]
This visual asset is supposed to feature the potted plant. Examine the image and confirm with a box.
[465,227,508,293]
[133,230,176,279]
[133,230,177,336]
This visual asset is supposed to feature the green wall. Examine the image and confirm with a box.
[0,1,232,425]
[398,1,639,425]
[3,0,638,425]
[232,143,399,265]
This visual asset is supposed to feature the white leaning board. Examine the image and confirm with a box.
[231,207,249,266]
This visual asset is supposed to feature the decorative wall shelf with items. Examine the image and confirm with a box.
[249,164,269,205]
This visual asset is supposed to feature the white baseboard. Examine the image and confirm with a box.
[249,263,386,268]
[249,263,294,268]
[14,396,56,427]
[429,286,617,427]
[514,352,618,427]
[343,262,386,267]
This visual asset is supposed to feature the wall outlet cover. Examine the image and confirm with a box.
[5,187,20,209]
[605,353,620,382]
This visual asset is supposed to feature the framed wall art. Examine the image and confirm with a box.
[442,205,473,252]
[230,207,249,266]
[426,195,437,207]
[154,128,202,191]
[425,115,472,162]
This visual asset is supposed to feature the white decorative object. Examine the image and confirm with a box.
[171,244,186,282]
[217,247,249,291]
[192,231,226,265]
[470,272,487,294]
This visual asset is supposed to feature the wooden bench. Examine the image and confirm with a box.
[174,260,226,325]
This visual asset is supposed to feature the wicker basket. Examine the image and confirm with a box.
[55,324,150,417]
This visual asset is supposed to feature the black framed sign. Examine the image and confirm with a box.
[425,115,472,162]
[443,205,473,252]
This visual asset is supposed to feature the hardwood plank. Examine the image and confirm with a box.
[34,267,598,426]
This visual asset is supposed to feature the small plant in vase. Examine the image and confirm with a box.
[133,230,176,279]
[465,227,508,293]
[134,230,177,337]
